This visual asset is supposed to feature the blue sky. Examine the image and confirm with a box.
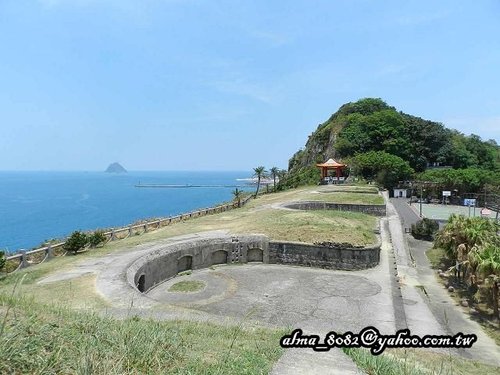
[1,0,499,171]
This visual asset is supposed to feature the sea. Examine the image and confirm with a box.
[0,171,255,253]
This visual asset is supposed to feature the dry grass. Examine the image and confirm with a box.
[387,348,499,374]
[345,347,500,374]
[0,293,285,374]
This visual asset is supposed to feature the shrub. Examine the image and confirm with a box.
[63,231,88,254]
[411,218,439,240]
[88,231,106,248]
[0,250,5,270]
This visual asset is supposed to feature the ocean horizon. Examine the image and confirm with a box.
[0,171,255,253]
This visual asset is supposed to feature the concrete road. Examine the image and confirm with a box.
[389,195,500,366]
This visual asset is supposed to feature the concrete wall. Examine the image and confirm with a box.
[283,201,386,216]
[126,235,269,293]
[126,233,381,293]
[269,241,380,270]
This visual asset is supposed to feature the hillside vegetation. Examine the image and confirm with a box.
[283,98,499,189]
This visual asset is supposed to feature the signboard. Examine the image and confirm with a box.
[481,208,492,217]
[463,198,476,207]
[442,191,451,197]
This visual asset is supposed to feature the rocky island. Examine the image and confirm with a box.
[105,162,127,173]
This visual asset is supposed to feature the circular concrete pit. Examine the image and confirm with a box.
[146,264,391,331]
[94,231,392,333]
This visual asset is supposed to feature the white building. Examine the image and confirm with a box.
[393,187,410,198]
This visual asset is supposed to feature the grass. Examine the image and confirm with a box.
[227,209,376,245]
[343,347,427,375]
[168,280,205,293]
[388,348,499,374]
[0,293,285,374]
[425,246,449,269]
[344,347,500,375]
[96,202,377,247]
[301,192,384,205]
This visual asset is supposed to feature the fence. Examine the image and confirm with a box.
[3,195,253,274]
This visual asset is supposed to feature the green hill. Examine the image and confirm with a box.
[284,98,499,189]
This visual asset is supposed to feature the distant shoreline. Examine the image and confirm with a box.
[135,184,247,188]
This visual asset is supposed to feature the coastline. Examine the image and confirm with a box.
[0,171,253,252]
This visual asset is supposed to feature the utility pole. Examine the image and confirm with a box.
[419,185,423,217]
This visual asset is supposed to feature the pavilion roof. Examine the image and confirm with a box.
[316,158,346,168]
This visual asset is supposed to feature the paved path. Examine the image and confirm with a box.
[389,196,500,366]
[385,194,446,340]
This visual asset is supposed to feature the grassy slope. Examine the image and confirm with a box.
[0,294,285,375]
[344,348,499,375]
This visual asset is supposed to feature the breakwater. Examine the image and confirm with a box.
[135,184,247,188]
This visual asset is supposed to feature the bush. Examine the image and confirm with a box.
[0,250,5,270]
[88,231,106,248]
[411,218,439,240]
[63,231,88,254]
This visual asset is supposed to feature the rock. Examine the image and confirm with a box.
[461,300,469,307]
[105,162,127,173]
[470,308,479,315]
[439,272,447,278]
[437,269,443,274]
[448,286,455,293]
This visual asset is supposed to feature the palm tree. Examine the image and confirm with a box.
[232,188,243,208]
[469,243,500,322]
[270,167,279,191]
[253,166,267,198]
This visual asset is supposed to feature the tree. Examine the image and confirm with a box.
[232,188,243,208]
[337,110,411,161]
[434,215,500,318]
[411,218,439,240]
[270,167,279,191]
[63,231,88,254]
[469,243,500,322]
[253,166,267,197]
[349,151,414,188]
[417,168,500,194]
[0,250,5,271]
[88,231,107,248]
